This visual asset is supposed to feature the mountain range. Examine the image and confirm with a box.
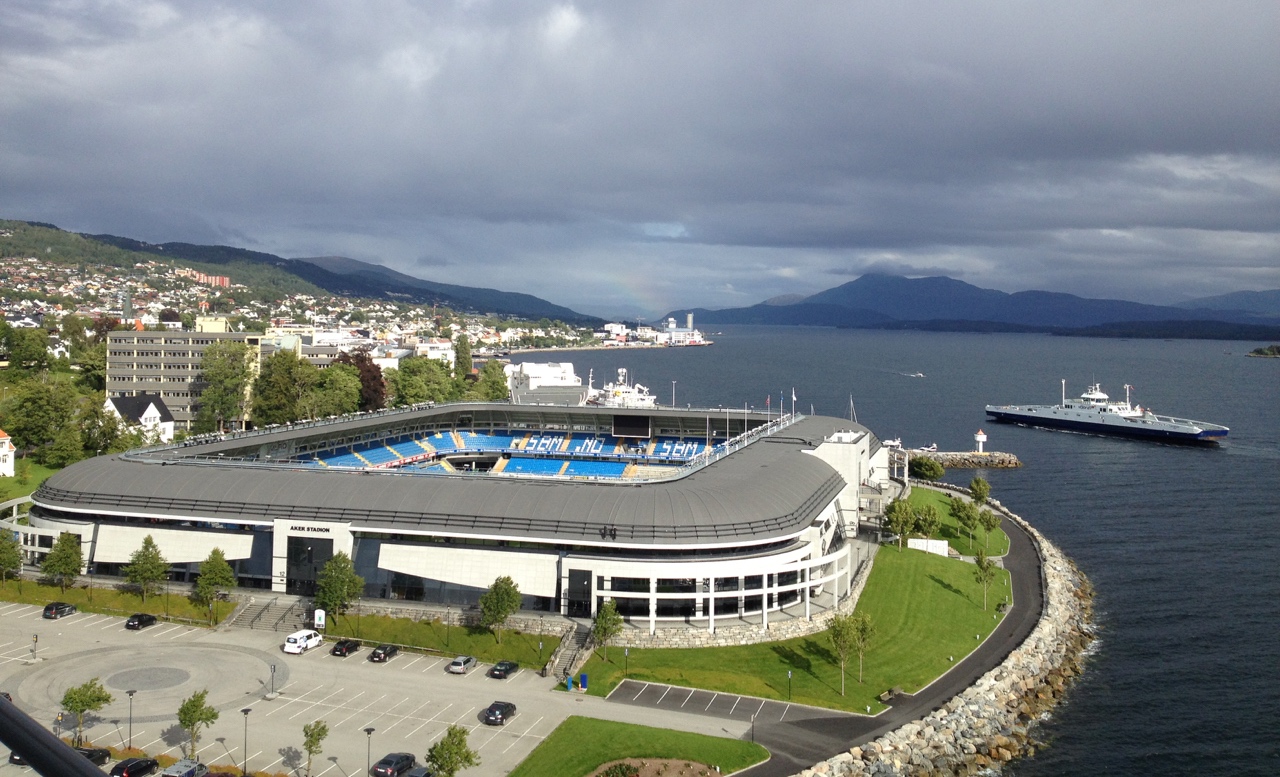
[666,274,1280,340]
[88,234,599,324]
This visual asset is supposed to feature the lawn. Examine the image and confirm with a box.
[907,486,1010,557]
[0,578,234,625]
[0,460,57,502]
[575,548,1010,712]
[508,716,768,777]
[325,612,561,667]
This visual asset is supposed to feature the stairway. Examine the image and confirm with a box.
[553,622,592,680]
[230,597,308,633]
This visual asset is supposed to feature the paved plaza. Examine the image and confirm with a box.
[0,604,751,776]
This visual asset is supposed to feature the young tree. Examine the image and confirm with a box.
[194,547,237,623]
[849,611,876,684]
[453,334,472,381]
[883,500,915,551]
[907,456,944,481]
[313,552,364,625]
[0,530,21,585]
[196,340,251,432]
[302,719,329,777]
[592,598,624,662]
[969,476,991,507]
[124,535,169,601]
[973,550,998,610]
[952,498,980,549]
[176,689,219,758]
[478,575,521,643]
[61,678,113,746]
[425,723,480,777]
[914,503,942,541]
[251,350,318,426]
[979,509,1002,550]
[42,532,83,592]
[829,611,876,694]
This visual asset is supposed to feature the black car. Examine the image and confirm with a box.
[126,613,158,630]
[483,701,517,725]
[369,752,416,777]
[43,602,77,619]
[488,660,519,679]
[331,639,361,657]
[75,746,112,765]
[9,751,27,765]
[111,757,161,777]
[370,644,399,663]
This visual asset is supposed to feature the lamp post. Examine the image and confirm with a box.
[164,572,171,618]
[126,690,136,751]
[241,708,252,776]
[445,605,451,648]
[624,647,629,674]
[671,380,676,407]
[364,727,375,776]
[269,663,276,695]
[538,615,544,661]
[787,670,792,701]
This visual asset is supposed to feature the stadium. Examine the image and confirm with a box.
[21,402,890,633]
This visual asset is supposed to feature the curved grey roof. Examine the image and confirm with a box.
[35,413,866,548]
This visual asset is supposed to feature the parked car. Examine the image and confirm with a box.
[111,757,160,777]
[8,751,27,765]
[160,758,209,777]
[405,768,434,777]
[126,613,158,630]
[330,639,361,657]
[75,745,112,764]
[488,660,519,679]
[369,752,416,777]
[482,701,517,725]
[370,644,399,663]
[446,655,477,674]
[282,629,323,654]
[42,602,76,619]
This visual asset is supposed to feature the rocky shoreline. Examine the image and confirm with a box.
[792,500,1095,777]
[912,451,1022,469]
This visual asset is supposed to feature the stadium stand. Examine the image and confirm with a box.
[503,457,568,475]
[563,460,628,478]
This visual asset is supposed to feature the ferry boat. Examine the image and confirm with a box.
[986,381,1229,444]
[587,368,659,409]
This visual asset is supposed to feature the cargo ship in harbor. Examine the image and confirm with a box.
[986,381,1229,444]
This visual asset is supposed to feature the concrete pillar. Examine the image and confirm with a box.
[804,565,810,620]
[649,577,657,635]
[761,574,769,631]
[738,576,745,617]
[708,580,716,635]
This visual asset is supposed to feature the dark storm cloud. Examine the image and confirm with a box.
[1,1,1276,317]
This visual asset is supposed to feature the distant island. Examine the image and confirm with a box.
[1248,345,1280,357]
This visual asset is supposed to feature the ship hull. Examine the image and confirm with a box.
[985,407,1228,444]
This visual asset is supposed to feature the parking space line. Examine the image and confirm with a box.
[656,686,672,704]
[401,656,423,670]
[753,699,766,718]
[382,699,429,735]
[780,703,790,721]
[420,658,443,673]
[101,619,122,630]
[264,685,323,717]
[704,693,718,711]
[729,696,742,715]
[631,682,650,701]
[502,716,545,753]
[0,603,27,613]
[139,737,163,750]
[0,641,13,651]
[408,704,449,737]
[150,625,182,638]
[357,696,411,731]
[74,615,103,627]
[17,609,43,618]
[287,687,346,720]
[333,693,383,727]
[314,763,340,777]
[259,755,285,772]
[680,689,696,707]
[168,628,192,640]
[450,706,475,725]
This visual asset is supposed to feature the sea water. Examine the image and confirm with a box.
[514,326,1280,776]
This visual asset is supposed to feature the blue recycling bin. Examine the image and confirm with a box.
[580,673,588,691]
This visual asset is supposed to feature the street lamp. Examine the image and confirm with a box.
[787,670,792,700]
[445,605,451,648]
[364,727,375,775]
[164,572,171,618]
[269,663,276,695]
[126,690,136,751]
[624,647,629,674]
[241,708,252,776]
[671,380,676,407]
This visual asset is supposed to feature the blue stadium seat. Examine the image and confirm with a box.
[504,457,567,475]
[563,460,628,478]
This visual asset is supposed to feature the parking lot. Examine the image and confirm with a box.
[0,604,750,776]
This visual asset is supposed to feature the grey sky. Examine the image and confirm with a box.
[2,2,1277,319]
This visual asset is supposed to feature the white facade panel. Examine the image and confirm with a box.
[378,543,559,597]
[91,524,255,563]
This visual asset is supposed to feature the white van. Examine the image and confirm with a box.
[283,629,323,654]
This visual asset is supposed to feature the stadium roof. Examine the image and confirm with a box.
[35,411,869,549]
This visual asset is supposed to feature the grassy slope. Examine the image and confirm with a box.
[908,486,1010,556]
[0,579,233,624]
[0,460,57,501]
[576,548,1010,712]
[509,716,768,777]
[325,612,561,667]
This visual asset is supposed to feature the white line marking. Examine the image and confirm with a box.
[656,686,672,704]
[402,656,422,670]
[754,699,766,718]
[680,689,696,708]
[729,696,741,715]
[383,699,429,734]
[704,693,718,711]
[264,685,322,717]
[408,704,449,737]
[501,716,544,753]
[333,693,383,727]
[288,687,346,720]
[420,658,443,673]
[631,682,650,701]
[101,619,121,630]
[167,628,190,640]
[780,704,790,721]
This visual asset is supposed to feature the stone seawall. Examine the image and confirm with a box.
[792,496,1095,777]
[913,451,1022,469]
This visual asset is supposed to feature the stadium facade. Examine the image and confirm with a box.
[20,402,890,631]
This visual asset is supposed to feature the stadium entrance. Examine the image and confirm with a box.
[286,536,333,596]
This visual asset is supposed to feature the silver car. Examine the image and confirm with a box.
[446,655,477,674]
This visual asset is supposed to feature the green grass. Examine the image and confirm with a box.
[325,612,561,667]
[509,716,768,777]
[575,549,1010,712]
[0,578,233,625]
[907,486,1010,557]
[0,460,57,501]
